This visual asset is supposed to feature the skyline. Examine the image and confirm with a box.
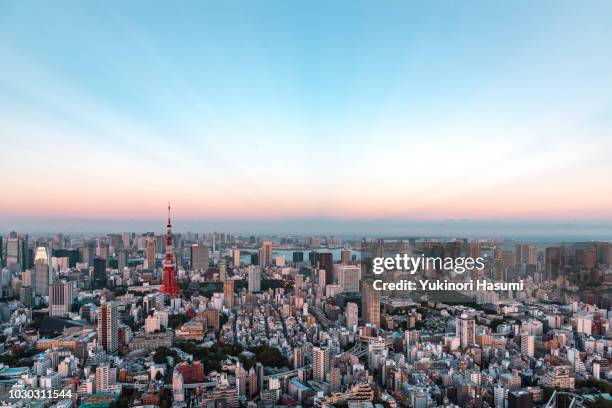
[2,1,612,225]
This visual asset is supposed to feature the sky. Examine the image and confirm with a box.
[1,1,612,234]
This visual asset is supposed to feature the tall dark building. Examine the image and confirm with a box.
[309,251,319,267]
[93,257,107,289]
[293,251,304,263]
[319,252,334,285]
[545,247,562,281]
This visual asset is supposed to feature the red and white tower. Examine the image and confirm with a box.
[161,203,179,297]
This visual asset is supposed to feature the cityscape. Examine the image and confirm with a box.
[2,1,612,408]
[0,206,611,407]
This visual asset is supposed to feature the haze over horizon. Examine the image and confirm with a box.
[3,215,612,240]
[2,1,612,223]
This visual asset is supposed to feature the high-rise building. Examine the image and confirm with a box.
[345,302,358,331]
[93,257,107,289]
[224,280,234,307]
[19,285,32,308]
[293,345,305,369]
[341,248,351,265]
[232,249,241,268]
[521,332,535,357]
[248,266,261,293]
[319,253,334,285]
[97,302,118,353]
[34,246,50,296]
[456,314,476,349]
[312,346,331,382]
[116,250,127,271]
[97,240,109,262]
[361,281,380,328]
[508,390,533,408]
[261,240,273,267]
[145,238,156,269]
[6,237,21,271]
[335,264,361,292]
[95,364,115,393]
[545,247,562,281]
[49,281,73,317]
[218,259,227,282]
[190,244,209,271]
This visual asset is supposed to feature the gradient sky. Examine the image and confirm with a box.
[1,1,612,232]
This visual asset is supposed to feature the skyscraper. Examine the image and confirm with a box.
[335,264,361,292]
[232,248,241,268]
[190,244,209,271]
[319,252,334,285]
[224,280,234,307]
[345,302,358,331]
[456,314,476,349]
[262,240,273,267]
[361,281,380,328]
[161,204,179,297]
[145,237,156,269]
[93,257,107,289]
[97,302,118,353]
[34,246,50,296]
[248,266,261,293]
[312,346,331,382]
[49,281,73,317]
[341,248,351,265]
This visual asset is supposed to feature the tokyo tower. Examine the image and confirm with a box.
[161,203,179,297]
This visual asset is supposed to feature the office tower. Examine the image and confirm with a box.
[293,345,305,369]
[97,240,109,262]
[82,240,96,266]
[49,281,73,317]
[6,237,21,271]
[318,269,326,287]
[521,332,535,357]
[116,250,127,271]
[34,246,50,296]
[93,257,107,289]
[319,252,334,285]
[468,241,481,259]
[501,251,515,270]
[145,237,156,269]
[261,240,273,267]
[190,244,209,271]
[312,346,331,382]
[292,251,304,263]
[309,251,320,267]
[97,302,118,353]
[248,266,261,293]
[224,280,234,307]
[218,259,227,282]
[335,264,361,292]
[361,281,380,328]
[232,248,240,268]
[545,247,562,281]
[161,204,179,297]
[456,314,476,349]
[345,302,358,331]
[341,248,351,265]
[0,235,3,267]
[19,285,32,308]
